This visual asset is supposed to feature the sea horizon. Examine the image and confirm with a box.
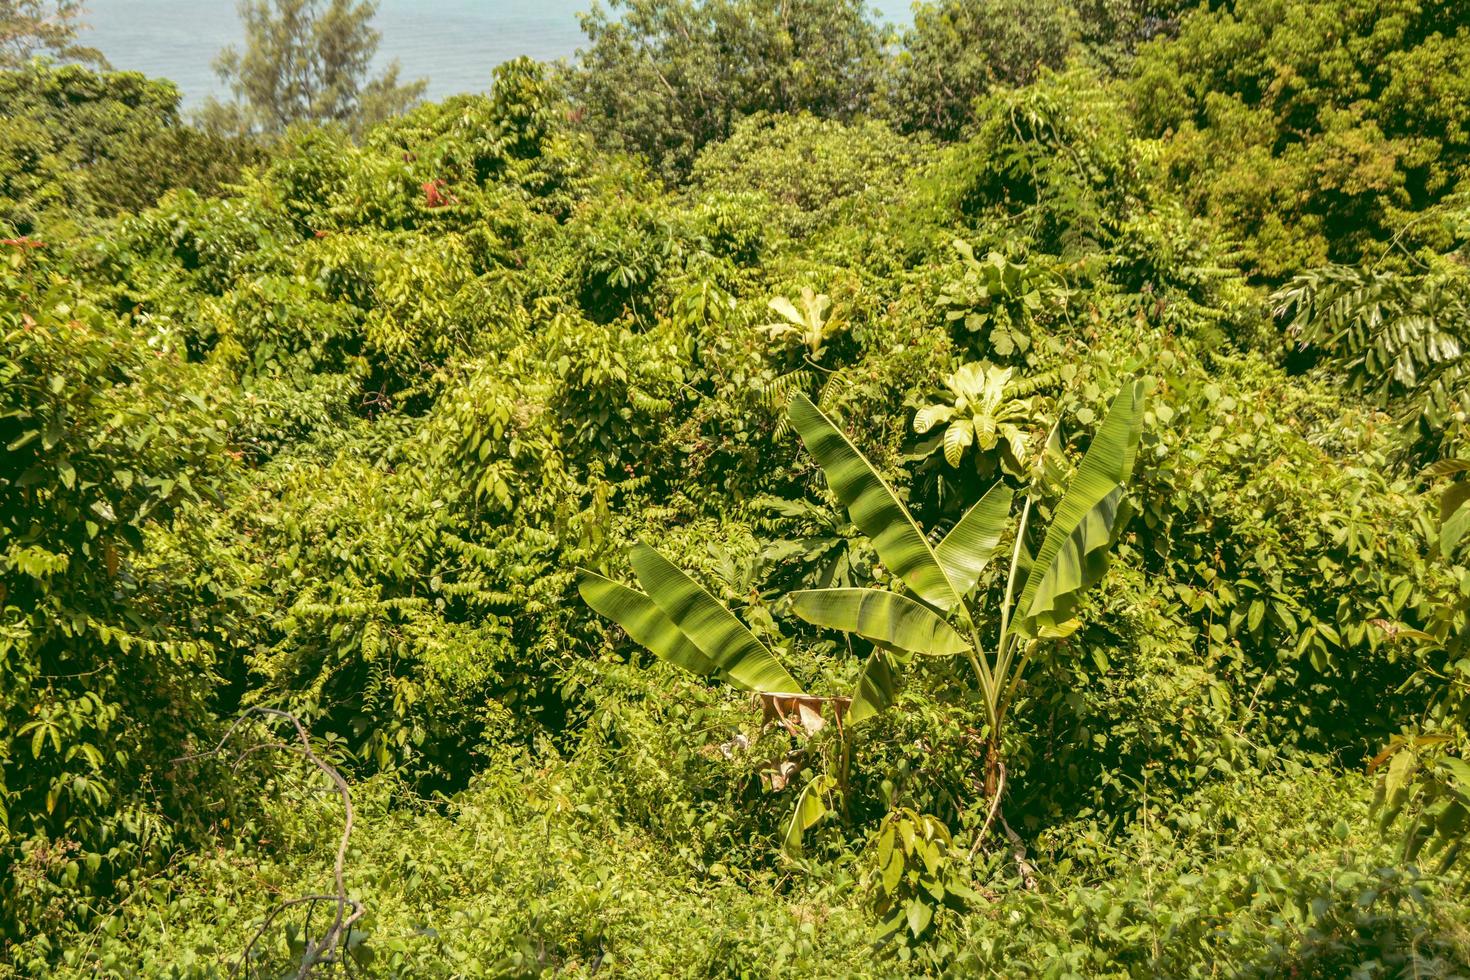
[81,0,915,107]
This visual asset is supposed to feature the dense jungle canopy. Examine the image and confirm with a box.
[4,0,1470,975]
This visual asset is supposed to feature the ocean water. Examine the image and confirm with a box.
[82,0,915,107]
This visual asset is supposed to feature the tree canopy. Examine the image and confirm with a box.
[206,0,426,134]
[3,1,1470,975]
[569,0,884,179]
[0,0,102,68]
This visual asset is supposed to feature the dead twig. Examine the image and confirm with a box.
[179,707,363,979]
[1000,812,1039,891]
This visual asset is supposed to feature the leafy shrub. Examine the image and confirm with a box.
[881,0,1081,140]
[569,0,884,180]
[0,62,259,235]
[1131,0,1470,279]
[0,254,235,951]
[8,12,1470,973]
[690,113,931,240]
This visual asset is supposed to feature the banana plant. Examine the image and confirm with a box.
[786,377,1146,825]
[576,378,1145,856]
[576,538,898,854]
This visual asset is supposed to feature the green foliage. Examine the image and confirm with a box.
[1275,234,1470,463]
[782,379,1145,870]
[912,361,1044,473]
[0,0,102,68]
[1124,347,1435,764]
[936,241,1069,364]
[7,6,1470,972]
[1132,0,1470,279]
[882,0,1081,140]
[0,63,260,235]
[206,0,427,135]
[33,758,1470,976]
[758,288,847,360]
[867,808,977,953]
[915,72,1148,261]
[1016,379,1145,635]
[690,112,932,241]
[0,253,235,947]
[1369,470,1470,880]
[570,0,884,180]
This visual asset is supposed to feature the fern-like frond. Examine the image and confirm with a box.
[815,368,853,413]
[760,368,814,439]
[760,369,815,412]
[1274,263,1470,428]
[1002,368,1061,400]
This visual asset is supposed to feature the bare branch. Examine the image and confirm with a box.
[179,707,364,979]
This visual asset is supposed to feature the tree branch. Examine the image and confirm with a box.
[179,707,363,979]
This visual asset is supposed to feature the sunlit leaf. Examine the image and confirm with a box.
[784,775,836,857]
[576,570,720,677]
[848,651,898,726]
[936,480,1014,600]
[628,541,804,694]
[1440,481,1470,559]
[1017,380,1145,634]
[789,392,958,609]
[790,587,968,655]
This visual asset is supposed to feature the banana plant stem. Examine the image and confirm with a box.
[997,494,1033,661]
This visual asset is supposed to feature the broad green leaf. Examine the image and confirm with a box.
[1438,756,1470,794]
[1423,459,1470,478]
[906,897,933,937]
[1022,484,1124,630]
[973,414,997,451]
[576,570,720,677]
[1247,599,1265,633]
[1385,746,1416,803]
[876,822,895,868]
[789,392,958,609]
[1017,380,1145,633]
[936,480,1014,599]
[848,651,899,726]
[1036,422,1072,489]
[1440,481,1470,559]
[628,542,804,694]
[913,404,954,434]
[1037,618,1081,639]
[790,588,969,656]
[1431,804,1468,871]
[784,775,836,857]
[943,420,972,466]
[882,851,903,894]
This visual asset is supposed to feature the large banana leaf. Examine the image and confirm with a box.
[576,570,721,677]
[848,651,898,726]
[1017,380,1145,634]
[789,588,969,656]
[936,480,1014,600]
[628,541,805,694]
[788,392,958,609]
